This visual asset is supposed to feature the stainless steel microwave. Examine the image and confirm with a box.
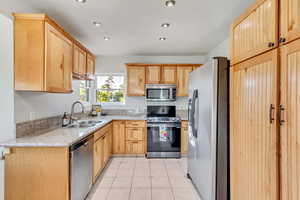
[145,84,176,102]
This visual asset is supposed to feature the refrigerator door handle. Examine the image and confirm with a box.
[191,89,198,138]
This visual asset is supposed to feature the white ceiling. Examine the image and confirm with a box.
[1,0,255,56]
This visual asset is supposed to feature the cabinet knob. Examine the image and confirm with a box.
[268,42,275,48]
[279,37,286,44]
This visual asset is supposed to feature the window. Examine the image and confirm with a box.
[96,74,125,104]
[79,80,90,102]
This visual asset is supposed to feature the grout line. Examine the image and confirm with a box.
[165,159,176,200]
[149,157,152,200]
[127,156,136,200]
[105,157,122,200]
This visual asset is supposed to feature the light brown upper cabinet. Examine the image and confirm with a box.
[230,49,279,200]
[177,66,193,96]
[162,65,177,84]
[280,0,300,45]
[230,0,278,65]
[14,13,95,92]
[146,65,161,84]
[45,23,73,93]
[73,43,87,78]
[280,39,300,200]
[126,65,146,96]
[86,53,96,78]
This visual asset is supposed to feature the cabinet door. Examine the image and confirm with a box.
[45,23,73,93]
[127,66,145,96]
[73,45,79,75]
[5,147,69,200]
[162,66,177,84]
[146,65,161,84]
[86,54,95,75]
[230,49,279,200]
[126,141,145,154]
[230,0,278,65]
[181,121,188,154]
[280,39,300,200]
[93,138,104,180]
[280,0,300,45]
[177,66,193,96]
[113,121,126,154]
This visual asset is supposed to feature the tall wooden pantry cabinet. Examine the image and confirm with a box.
[230,0,300,200]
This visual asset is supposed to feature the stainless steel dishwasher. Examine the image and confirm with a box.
[70,135,93,200]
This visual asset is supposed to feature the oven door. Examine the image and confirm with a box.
[147,122,181,158]
[146,88,175,101]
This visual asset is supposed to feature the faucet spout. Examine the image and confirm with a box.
[69,101,85,124]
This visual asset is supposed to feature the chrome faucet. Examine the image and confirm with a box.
[69,101,85,124]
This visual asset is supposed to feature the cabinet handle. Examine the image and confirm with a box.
[269,104,275,124]
[279,37,286,44]
[268,42,275,48]
[60,54,64,70]
[279,104,285,126]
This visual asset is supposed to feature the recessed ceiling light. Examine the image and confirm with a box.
[165,0,176,7]
[161,23,170,28]
[159,37,167,41]
[75,0,86,3]
[92,21,101,27]
[104,37,110,41]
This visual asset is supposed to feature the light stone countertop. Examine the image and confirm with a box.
[0,115,146,148]
[0,113,188,148]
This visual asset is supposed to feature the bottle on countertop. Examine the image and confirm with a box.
[62,112,69,127]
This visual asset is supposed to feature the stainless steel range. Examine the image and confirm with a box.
[146,106,181,158]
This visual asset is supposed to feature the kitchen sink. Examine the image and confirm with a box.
[67,120,104,128]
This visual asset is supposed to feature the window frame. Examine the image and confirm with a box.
[95,73,125,105]
[79,80,91,103]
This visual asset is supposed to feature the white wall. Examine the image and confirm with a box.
[204,38,230,61]
[95,55,206,110]
[14,81,92,123]
[0,14,15,200]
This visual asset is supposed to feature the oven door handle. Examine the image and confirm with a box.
[147,123,181,128]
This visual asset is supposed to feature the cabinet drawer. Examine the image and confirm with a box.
[126,128,144,141]
[125,141,145,154]
[125,120,146,128]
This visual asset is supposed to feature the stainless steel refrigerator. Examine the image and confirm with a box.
[187,57,229,200]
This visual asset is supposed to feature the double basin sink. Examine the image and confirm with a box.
[67,120,104,128]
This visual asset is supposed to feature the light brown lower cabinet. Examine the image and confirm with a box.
[93,136,104,181]
[181,121,188,154]
[93,123,112,181]
[5,147,69,200]
[113,121,126,154]
[230,49,279,200]
[125,120,146,154]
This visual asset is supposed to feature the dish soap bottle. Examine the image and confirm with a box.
[62,112,69,127]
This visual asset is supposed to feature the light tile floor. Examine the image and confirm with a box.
[86,157,201,200]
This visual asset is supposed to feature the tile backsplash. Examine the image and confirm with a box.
[16,115,62,138]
